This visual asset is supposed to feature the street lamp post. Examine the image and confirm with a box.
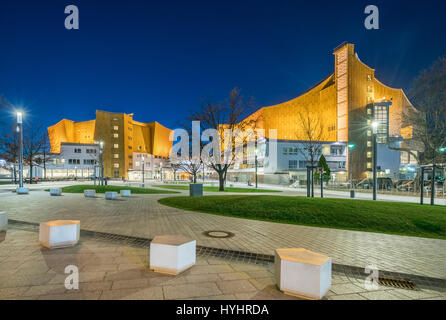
[347,143,355,187]
[99,141,104,186]
[372,121,379,201]
[17,112,24,188]
[319,167,324,198]
[142,156,145,187]
[255,148,258,189]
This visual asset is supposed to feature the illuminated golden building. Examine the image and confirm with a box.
[245,42,415,179]
[48,110,172,178]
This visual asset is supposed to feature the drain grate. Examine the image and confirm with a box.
[378,277,417,290]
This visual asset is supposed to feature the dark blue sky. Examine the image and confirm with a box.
[1,0,445,129]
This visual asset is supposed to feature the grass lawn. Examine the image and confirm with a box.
[153,185,281,193]
[53,185,178,194]
[158,195,446,239]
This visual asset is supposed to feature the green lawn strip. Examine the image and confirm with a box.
[153,185,281,193]
[158,195,446,239]
[48,185,179,194]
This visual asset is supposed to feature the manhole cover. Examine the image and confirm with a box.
[203,230,235,238]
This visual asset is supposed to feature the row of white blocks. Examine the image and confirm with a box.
[84,190,131,198]
[31,217,331,299]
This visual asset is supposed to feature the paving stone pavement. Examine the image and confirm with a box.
[0,228,445,300]
[0,188,445,280]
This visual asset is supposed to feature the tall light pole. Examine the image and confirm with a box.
[255,148,258,189]
[372,121,379,201]
[142,156,145,187]
[347,143,355,187]
[99,141,104,186]
[17,112,24,188]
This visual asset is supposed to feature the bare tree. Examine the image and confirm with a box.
[296,105,326,197]
[170,162,182,181]
[0,124,19,183]
[188,88,259,191]
[403,57,446,196]
[177,158,202,183]
[23,123,46,183]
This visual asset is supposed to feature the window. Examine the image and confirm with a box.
[338,161,346,169]
[83,159,95,165]
[135,161,140,167]
[114,163,119,168]
[331,145,343,156]
[68,159,80,165]
[113,126,119,130]
[367,85,373,93]
[367,96,372,103]
[367,74,372,81]
[289,160,298,170]
[367,141,372,147]
[367,151,372,158]
[74,148,81,153]
[114,154,119,159]
[367,130,372,137]
[283,148,288,155]
[367,162,372,169]
[114,144,119,148]
[113,133,118,138]
[367,107,372,115]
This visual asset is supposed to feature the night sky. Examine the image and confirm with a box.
[1,0,445,130]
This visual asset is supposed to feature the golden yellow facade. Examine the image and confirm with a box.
[48,119,96,154]
[48,110,173,178]
[245,42,414,179]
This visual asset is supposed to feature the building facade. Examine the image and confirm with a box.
[48,110,173,179]
[230,42,419,184]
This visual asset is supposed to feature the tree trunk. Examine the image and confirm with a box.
[218,171,225,191]
[29,162,33,184]
[193,173,197,183]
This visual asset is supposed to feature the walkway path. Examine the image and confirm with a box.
[1,186,445,279]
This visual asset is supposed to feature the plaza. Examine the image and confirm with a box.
[0,181,445,300]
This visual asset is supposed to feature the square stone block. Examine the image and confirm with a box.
[189,183,203,197]
[150,234,196,275]
[275,248,331,300]
[50,188,62,196]
[39,220,80,249]
[84,189,96,197]
[120,190,131,197]
[0,212,7,230]
[105,191,118,200]
[16,187,29,194]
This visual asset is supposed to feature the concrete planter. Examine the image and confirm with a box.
[120,190,131,197]
[50,188,62,196]
[84,190,96,198]
[275,248,331,300]
[150,234,196,275]
[189,183,203,197]
[105,191,118,200]
[39,220,80,249]
[16,187,29,194]
[0,212,7,231]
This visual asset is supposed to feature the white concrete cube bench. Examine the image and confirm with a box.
[0,212,7,231]
[84,189,96,198]
[49,188,62,196]
[150,235,196,275]
[120,190,131,197]
[275,248,331,300]
[39,220,80,249]
[105,191,118,200]
[16,187,29,194]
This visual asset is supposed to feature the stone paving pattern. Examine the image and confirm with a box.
[1,188,445,279]
[0,228,445,300]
